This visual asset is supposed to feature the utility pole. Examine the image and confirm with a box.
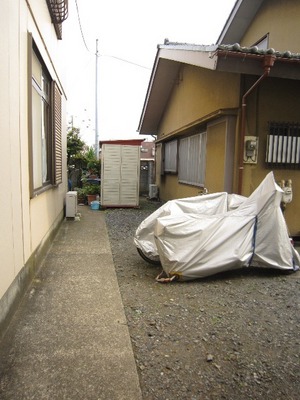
[95,38,99,159]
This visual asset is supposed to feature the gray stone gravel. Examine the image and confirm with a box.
[105,198,300,400]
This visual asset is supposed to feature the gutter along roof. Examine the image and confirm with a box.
[138,41,300,135]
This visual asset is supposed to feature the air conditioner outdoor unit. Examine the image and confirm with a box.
[66,191,78,218]
[149,184,158,199]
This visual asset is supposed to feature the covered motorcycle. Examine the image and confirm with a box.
[134,172,300,281]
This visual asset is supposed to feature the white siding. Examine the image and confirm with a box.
[0,1,67,303]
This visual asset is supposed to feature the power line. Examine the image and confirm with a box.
[73,2,151,71]
[75,0,89,51]
[104,55,151,70]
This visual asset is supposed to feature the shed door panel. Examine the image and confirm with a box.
[101,144,140,206]
[101,145,121,205]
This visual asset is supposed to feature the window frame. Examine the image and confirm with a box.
[28,34,63,198]
[265,121,300,169]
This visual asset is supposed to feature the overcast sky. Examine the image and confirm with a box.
[64,0,237,146]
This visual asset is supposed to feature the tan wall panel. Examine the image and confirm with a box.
[159,65,240,137]
[159,175,200,201]
[240,76,300,235]
[205,121,226,193]
[241,0,300,52]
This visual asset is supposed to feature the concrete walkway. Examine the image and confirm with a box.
[0,206,142,400]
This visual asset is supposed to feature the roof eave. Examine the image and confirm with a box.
[138,44,300,136]
[217,0,264,45]
[137,45,218,135]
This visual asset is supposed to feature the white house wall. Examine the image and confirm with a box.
[0,0,24,298]
[0,1,67,305]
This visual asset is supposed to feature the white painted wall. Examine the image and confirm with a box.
[0,0,67,300]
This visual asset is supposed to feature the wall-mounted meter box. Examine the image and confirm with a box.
[244,136,259,164]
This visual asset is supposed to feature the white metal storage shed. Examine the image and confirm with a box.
[100,141,142,207]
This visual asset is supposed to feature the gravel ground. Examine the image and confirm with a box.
[105,198,300,400]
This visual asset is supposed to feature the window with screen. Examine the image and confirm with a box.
[164,140,178,173]
[178,132,206,186]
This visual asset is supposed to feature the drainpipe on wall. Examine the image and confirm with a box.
[238,55,276,194]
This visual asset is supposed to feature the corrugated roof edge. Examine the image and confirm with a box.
[158,40,217,52]
[157,41,300,60]
[218,43,300,60]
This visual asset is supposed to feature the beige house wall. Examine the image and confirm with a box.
[0,1,67,319]
[234,0,300,236]
[241,0,300,51]
[205,119,227,193]
[159,175,200,200]
[241,76,300,236]
[150,0,300,238]
[159,65,240,139]
[156,65,300,236]
[157,65,240,201]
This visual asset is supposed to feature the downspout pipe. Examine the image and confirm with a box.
[238,55,276,194]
